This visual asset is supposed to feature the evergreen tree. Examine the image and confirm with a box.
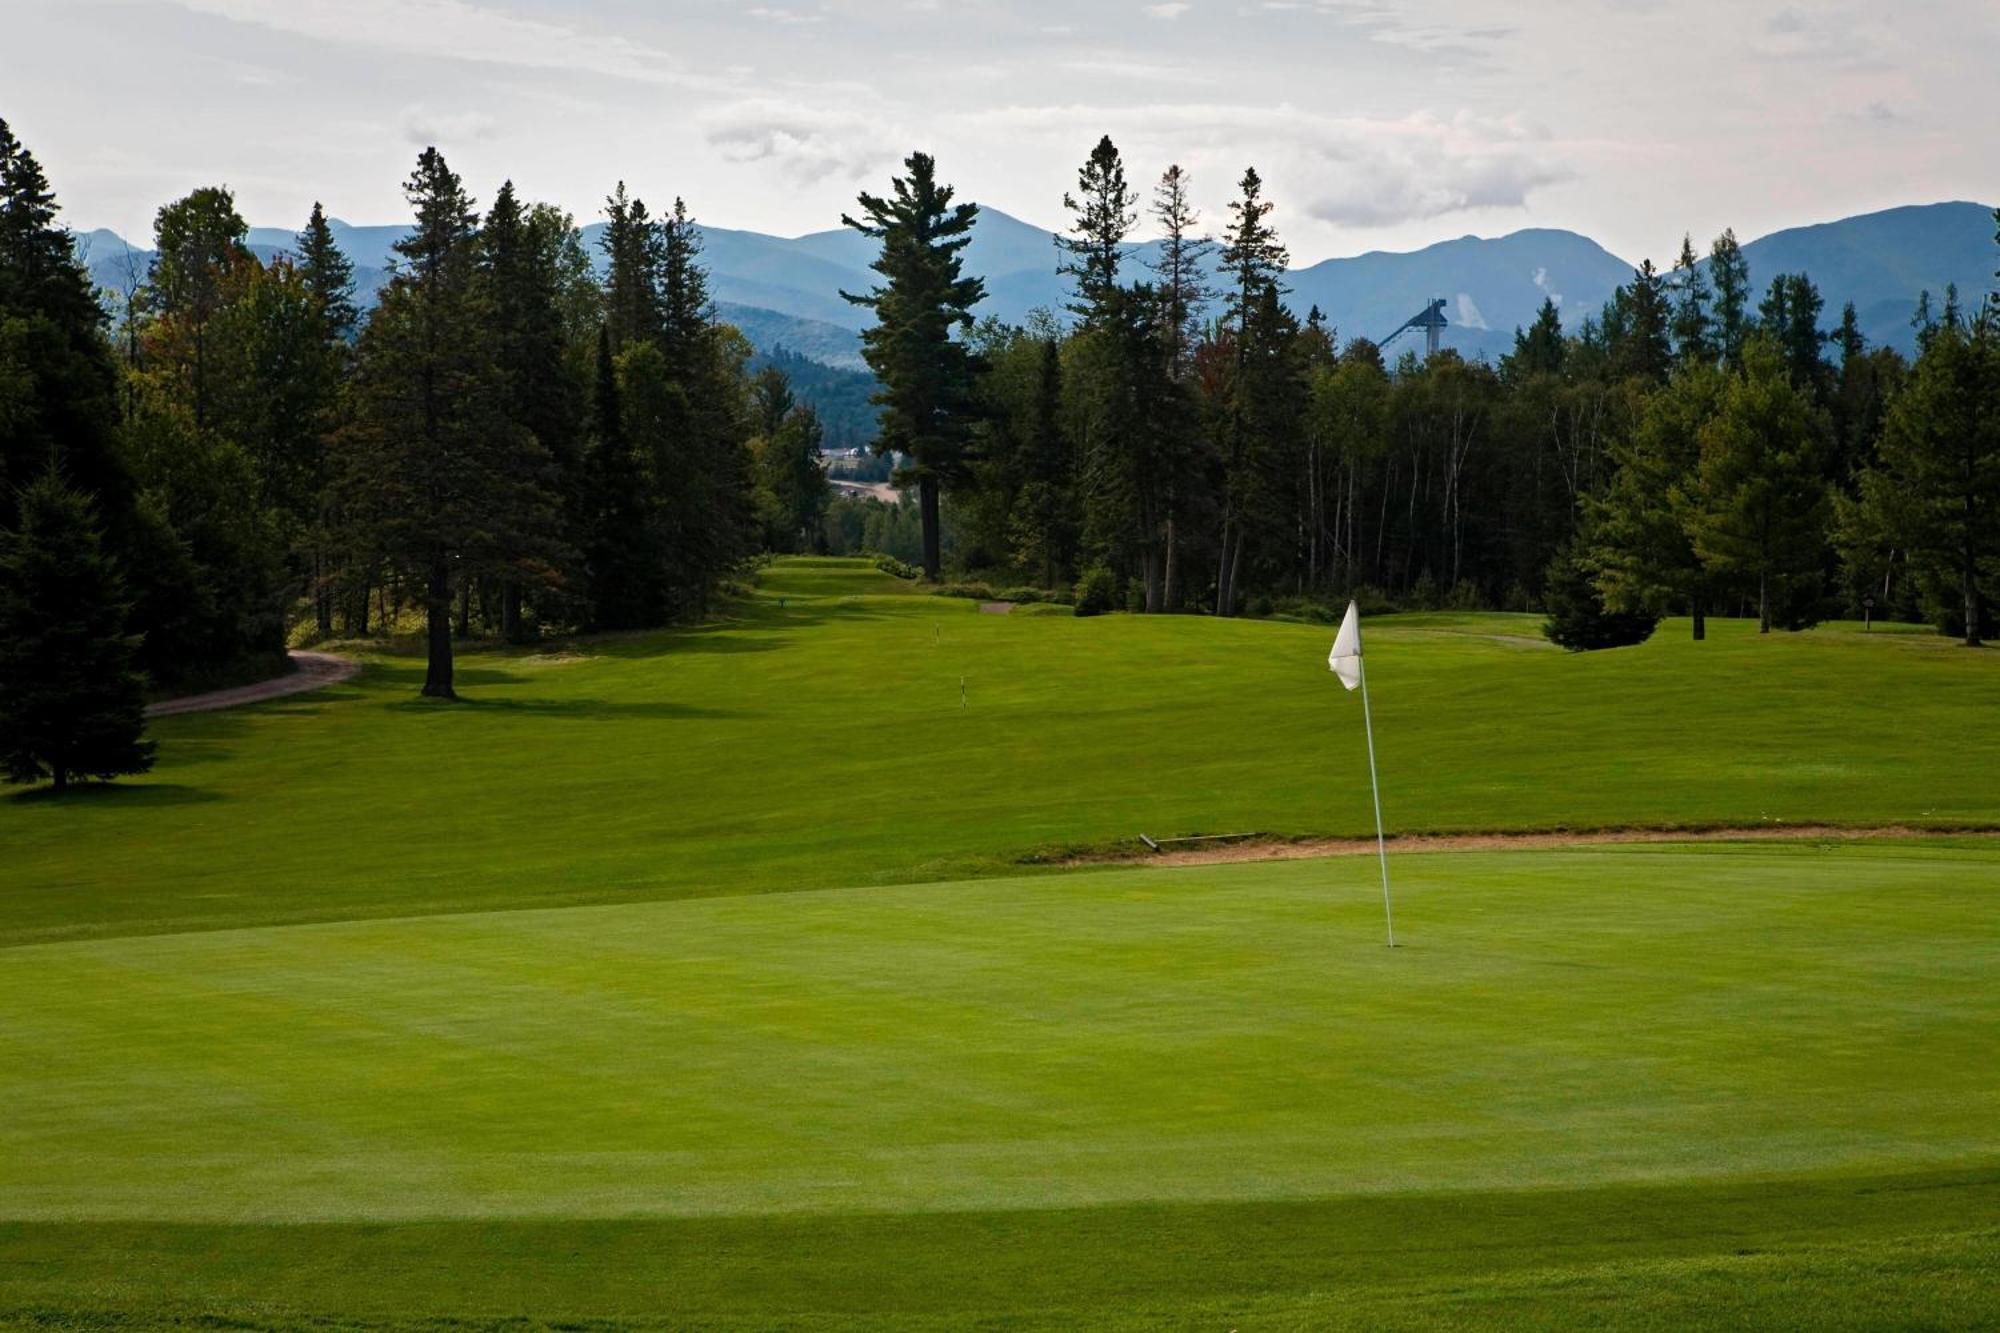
[659,197,711,356]
[1709,228,1752,367]
[1759,272,1830,400]
[483,183,586,640]
[1689,337,1831,632]
[1591,363,1726,638]
[600,183,661,352]
[341,148,558,699]
[757,394,831,555]
[1542,537,1658,650]
[580,325,658,629]
[842,151,986,581]
[1507,299,1567,378]
[1849,319,2000,644]
[1669,234,1714,365]
[1606,259,1672,382]
[294,202,358,342]
[0,472,154,791]
[0,117,132,525]
[1147,164,1214,373]
[1057,135,1137,326]
[1219,167,1287,333]
[1011,337,1077,589]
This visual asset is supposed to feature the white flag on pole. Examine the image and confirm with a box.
[1328,599,1396,947]
[1328,601,1363,691]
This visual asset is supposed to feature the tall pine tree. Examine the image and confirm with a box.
[842,152,986,581]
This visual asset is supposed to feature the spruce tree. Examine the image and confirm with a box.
[1669,234,1714,365]
[1057,135,1137,327]
[1507,299,1567,378]
[1759,273,1830,400]
[600,183,661,352]
[0,472,154,791]
[483,183,585,640]
[1220,167,1288,333]
[1689,337,1831,632]
[1591,363,1726,638]
[581,326,658,629]
[342,148,557,698]
[1850,319,2000,644]
[842,151,986,581]
[1709,228,1752,367]
[1607,260,1672,382]
[295,202,358,342]
[1542,537,1658,650]
[1147,164,1214,373]
[0,117,132,527]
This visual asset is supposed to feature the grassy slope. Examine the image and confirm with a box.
[2,845,1996,1326]
[3,558,1997,1327]
[2,558,1996,948]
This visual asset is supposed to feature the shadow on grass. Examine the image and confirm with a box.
[5,781,222,808]
[382,696,750,721]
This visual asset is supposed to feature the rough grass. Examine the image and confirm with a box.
[2,558,1996,947]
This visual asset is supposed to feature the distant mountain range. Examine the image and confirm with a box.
[73,200,1996,370]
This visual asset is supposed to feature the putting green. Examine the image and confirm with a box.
[4,843,1994,1223]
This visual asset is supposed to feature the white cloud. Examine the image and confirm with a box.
[401,105,498,147]
[701,99,899,187]
[166,0,695,85]
[1143,2,1192,17]
[956,103,1569,230]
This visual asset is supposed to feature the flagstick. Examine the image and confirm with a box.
[1356,655,1396,948]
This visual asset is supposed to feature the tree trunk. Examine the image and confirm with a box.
[502,579,525,644]
[314,550,333,638]
[1758,570,1771,634]
[918,475,942,582]
[455,581,472,639]
[1143,542,1164,614]
[1215,517,1235,616]
[422,555,457,700]
[1163,518,1178,611]
[50,765,67,794]
[1691,589,1706,642]
[1966,546,1983,648]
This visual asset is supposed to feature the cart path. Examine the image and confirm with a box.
[1063,824,2000,867]
[146,651,359,718]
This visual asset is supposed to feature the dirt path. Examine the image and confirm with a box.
[1067,824,2000,867]
[146,651,359,718]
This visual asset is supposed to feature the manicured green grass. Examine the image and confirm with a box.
[2,558,1996,947]
[1,842,1995,1326]
[4,558,1996,1327]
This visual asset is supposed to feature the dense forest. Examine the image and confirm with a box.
[2,116,1997,782]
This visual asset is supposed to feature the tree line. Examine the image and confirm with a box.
[0,119,826,785]
[849,139,2000,650]
[4,114,1997,787]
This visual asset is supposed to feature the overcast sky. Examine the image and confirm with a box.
[8,0,1996,265]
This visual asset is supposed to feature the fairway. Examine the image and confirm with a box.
[3,559,1998,947]
[3,560,1998,1328]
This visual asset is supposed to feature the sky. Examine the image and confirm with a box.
[7,0,1996,266]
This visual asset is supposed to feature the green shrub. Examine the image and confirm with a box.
[935,581,996,601]
[996,586,1049,604]
[1073,565,1119,617]
[871,554,919,581]
[1541,543,1658,651]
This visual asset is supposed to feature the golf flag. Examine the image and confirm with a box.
[1328,601,1363,691]
[1328,600,1396,947]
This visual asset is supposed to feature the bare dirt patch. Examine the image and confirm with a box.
[1059,824,2000,867]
